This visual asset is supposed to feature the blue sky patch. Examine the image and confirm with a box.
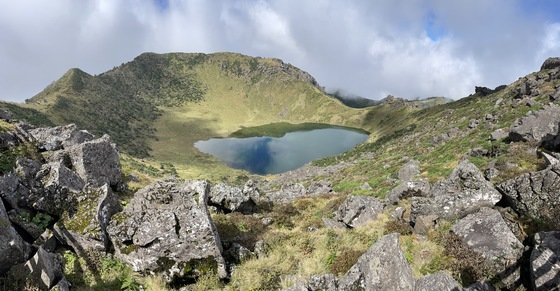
[154,0,169,11]
[424,10,446,41]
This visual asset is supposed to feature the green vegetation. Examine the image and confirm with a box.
[224,195,386,290]
[19,210,53,230]
[0,101,53,127]
[230,122,368,138]
[63,251,142,290]
[0,143,41,174]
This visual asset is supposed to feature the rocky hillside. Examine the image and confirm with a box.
[2,57,560,290]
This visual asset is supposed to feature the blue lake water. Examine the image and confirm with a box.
[194,127,368,175]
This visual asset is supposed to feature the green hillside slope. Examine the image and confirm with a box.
[3,52,450,179]
[14,52,423,178]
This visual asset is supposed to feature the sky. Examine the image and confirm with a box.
[1,0,560,102]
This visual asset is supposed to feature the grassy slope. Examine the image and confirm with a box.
[149,54,369,179]
[318,68,556,198]
[16,52,391,180]
[7,52,445,181]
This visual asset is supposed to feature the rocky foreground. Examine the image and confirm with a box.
[2,58,560,290]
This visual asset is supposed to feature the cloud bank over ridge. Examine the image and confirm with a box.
[1,0,559,101]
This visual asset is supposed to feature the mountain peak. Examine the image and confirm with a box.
[541,57,560,71]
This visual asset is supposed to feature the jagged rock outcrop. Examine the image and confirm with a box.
[31,161,85,215]
[497,161,560,223]
[39,161,85,194]
[209,182,257,213]
[0,121,130,289]
[530,231,560,290]
[541,57,560,71]
[15,246,65,289]
[0,198,31,274]
[52,222,105,254]
[224,242,252,264]
[66,134,122,188]
[107,179,227,280]
[96,184,122,249]
[411,161,501,221]
[29,124,94,151]
[333,195,384,228]
[508,104,560,149]
[338,233,415,290]
[15,157,42,184]
[414,271,460,291]
[50,184,121,253]
[452,208,524,282]
[242,179,260,200]
[7,208,45,240]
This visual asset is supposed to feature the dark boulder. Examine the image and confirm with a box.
[0,198,31,274]
[497,162,560,223]
[475,86,495,96]
[0,131,18,150]
[0,108,12,121]
[530,231,560,290]
[17,246,65,289]
[224,242,253,264]
[541,57,560,71]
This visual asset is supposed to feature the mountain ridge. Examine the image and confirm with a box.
[13,51,436,178]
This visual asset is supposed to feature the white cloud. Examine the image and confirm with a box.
[0,0,559,102]
[539,23,560,61]
[367,34,481,98]
[247,1,302,55]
